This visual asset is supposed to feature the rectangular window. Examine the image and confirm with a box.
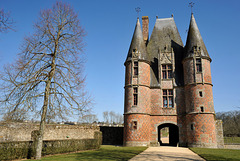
[133,87,138,106]
[162,89,174,108]
[133,61,138,76]
[162,64,172,79]
[133,121,137,129]
[196,58,202,72]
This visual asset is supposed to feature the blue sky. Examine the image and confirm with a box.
[1,0,240,121]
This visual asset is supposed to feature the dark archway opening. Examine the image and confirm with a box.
[158,123,179,146]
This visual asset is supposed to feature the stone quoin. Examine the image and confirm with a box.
[123,14,223,148]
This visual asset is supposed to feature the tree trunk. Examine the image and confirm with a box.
[35,50,57,159]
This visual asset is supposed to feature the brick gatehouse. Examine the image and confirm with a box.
[123,14,223,148]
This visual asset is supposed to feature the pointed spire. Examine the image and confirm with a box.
[125,18,148,63]
[184,14,211,60]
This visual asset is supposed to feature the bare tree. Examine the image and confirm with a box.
[0,9,15,33]
[103,111,123,124]
[79,114,98,124]
[216,110,240,136]
[0,2,91,159]
[103,111,109,123]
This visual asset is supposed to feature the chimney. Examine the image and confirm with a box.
[142,16,149,45]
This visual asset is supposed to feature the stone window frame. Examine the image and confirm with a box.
[197,89,204,98]
[161,64,173,79]
[133,87,138,106]
[133,61,138,77]
[162,89,174,108]
[196,58,202,73]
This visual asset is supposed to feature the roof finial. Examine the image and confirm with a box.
[135,7,141,18]
[188,2,195,14]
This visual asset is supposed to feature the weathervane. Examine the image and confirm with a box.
[135,7,141,18]
[188,2,195,14]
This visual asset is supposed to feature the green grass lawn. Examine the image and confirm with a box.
[190,147,240,161]
[29,145,147,161]
[224,137,240,144]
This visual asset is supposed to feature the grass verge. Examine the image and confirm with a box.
[190,147,240,161]
[28,145,147,161]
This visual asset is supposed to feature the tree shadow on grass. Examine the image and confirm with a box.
[74,146,146,161]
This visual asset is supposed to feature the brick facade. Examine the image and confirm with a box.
[124,15,223,148]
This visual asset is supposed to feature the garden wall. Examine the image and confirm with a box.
[0,122,99,141]
[0,131,102,160]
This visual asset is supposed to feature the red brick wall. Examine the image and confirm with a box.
[186,114,217,148]
[124,114,150,146]
[149,116,177,142]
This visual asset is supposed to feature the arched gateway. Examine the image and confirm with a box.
[158,123,179,146]
[123,14,223,148]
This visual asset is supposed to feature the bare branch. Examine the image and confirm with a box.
[0,9,15,33]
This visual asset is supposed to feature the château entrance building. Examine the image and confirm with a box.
[124,13,223,148]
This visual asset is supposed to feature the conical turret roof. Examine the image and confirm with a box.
[125,18,148,63]
[184,14,210,60]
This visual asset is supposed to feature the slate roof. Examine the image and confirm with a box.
[126,14,209,87]
[184,14,210,60]
[125,18,148,63]
[147,17,184,86]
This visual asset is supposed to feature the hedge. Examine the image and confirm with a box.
[0,131,102,160]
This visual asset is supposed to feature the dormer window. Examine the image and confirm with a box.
[196,58,202,73]
[162,64,172,79]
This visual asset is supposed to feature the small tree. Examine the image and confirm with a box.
[0,2,91,159]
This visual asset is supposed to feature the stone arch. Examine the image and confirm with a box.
[157,122,179,146]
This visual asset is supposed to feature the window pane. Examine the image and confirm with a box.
[133,121,137,129]
[163,90,167,95]
[162,71,167,79]
[168,70,172,78]
[134,67,138,75]
[162,65,166,70]
[167,65,172,70]
[133,94,138,105]
[169,96,173,107]
[163,96,168,107]
[196,64,202,72]
[196,58,201,63]
[168,90,173,95]
[133,88,138,93]
[134,62,138,67]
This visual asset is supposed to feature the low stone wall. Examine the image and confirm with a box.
[224,144,240,149]
[0,131,102,160]
[0,122,99,142]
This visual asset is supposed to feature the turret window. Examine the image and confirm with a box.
[132,121,137,129]
[196,58,202,72]
[162,64,172,79]
[133,87,138,106]
[163,89,173,108]
[133,61,138,76]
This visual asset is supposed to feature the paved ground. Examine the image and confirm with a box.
[129,146,205,161]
